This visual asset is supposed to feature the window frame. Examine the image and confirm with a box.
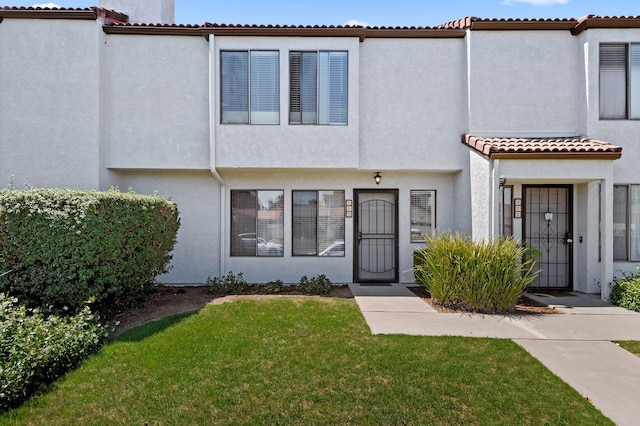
[599,42,640,120]
[292,189,345,257]
[410,190,437,243]
[230,189,284,257]
[613,184,640,262]
[220,50,280,125]
[289,50,349,126]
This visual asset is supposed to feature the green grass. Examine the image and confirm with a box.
[616,340,640,357]
[1,298,611,425]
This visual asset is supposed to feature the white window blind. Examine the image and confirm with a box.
[221,50,279,124]
[290,51,347,125]
[250,51,280,125]
[600,44,627,119]
[631,44,640,119]
[410,190,436,242]
[231,190,283,257]
[292,190,344,256]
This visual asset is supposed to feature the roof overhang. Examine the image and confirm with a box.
[462,133,623,160]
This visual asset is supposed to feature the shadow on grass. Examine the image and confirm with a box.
[114,310,198,343]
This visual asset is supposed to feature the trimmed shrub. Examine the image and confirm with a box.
[263,279,285,294]
[0,293,106,413]
[208,271,249,295]
[0,188,180,314]
[413,234,537,313]
[299,274,332,295]
[610,272,640,312]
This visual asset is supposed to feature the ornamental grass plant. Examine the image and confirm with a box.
[414,233,537,313]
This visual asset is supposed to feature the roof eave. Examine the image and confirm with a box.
[470,21,577,31]
[490,152,622,160]
[0,9,97,20]
[572,17,640,35]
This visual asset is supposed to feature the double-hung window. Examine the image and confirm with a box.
[289,51,348,125]
[613,185,640,261]
[599,43,640,119]
[410,190,436,242]
[221,50,280,124]
[231,190,284,257]
[292,190,345,256]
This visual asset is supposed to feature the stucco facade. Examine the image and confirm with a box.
[1,4,639,299]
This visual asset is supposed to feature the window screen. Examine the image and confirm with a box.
[410,190,436,242]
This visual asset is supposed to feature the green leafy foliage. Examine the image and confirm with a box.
[0,293,106,413]
[263,279,284,294]
[0,188,180,314]
[207,271,249,295]
[610,271,640,312]
[299,274,332,295]
[413,234,537,313]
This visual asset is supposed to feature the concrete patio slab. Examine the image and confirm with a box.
[349,283,436,313]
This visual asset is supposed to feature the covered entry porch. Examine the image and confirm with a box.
[463,134,622,299]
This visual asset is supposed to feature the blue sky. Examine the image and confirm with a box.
[8,0,640,26]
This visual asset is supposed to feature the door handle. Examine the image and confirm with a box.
[564,233,573,245]
[357,232,362,242]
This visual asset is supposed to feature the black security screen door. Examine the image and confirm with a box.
[354,190,399,283]
[523,185,573,290]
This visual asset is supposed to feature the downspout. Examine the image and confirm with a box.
[208,34,226,277]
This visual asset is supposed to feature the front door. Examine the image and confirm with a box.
[523,185,573,290]
[354,190,399,283]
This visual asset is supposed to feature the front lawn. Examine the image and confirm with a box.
[616,340,640,357]
[1,298,611,425]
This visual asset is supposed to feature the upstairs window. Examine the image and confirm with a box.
[599,43,640,120]
[221,50,280,124]
[289,51,348,125]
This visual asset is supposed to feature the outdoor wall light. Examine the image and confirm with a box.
[545,211,553,222]
[499,175,507,187]
[374,172,382,185]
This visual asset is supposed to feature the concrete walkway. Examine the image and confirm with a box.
[349,283,640,426]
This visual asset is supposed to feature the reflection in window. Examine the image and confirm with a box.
[293,190,345,256]
[410,190,436,242]
[231,190,284,257]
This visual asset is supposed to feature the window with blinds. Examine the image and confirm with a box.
[289,51,348,125]
[410,190,436,242]
[292,190,345,256]
[221,50,279,125]
[613,185,640,262]
[231,190,284,257]
[599,43,640,120]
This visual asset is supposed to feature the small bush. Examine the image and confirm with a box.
[264,280,285,294]
[0,293,106,413]
[0,188,180,314]
[610,273,640,312]
[299,274,332,295]
[413,234,537,313]
[208,271,248,295]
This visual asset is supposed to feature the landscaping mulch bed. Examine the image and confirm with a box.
[407,286,560,315]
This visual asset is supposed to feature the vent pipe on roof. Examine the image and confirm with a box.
[99,0,174,24]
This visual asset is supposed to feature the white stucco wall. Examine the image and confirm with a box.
[469,151,492,239]
[0,19,100,189]
[467,30,578,136]
[359,38,468,171]
[219,169,457,284]
[104,34,210,170]
[213,36,360,169]
[114,170,222,283]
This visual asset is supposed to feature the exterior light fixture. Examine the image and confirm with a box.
[374,172,382,185]
[499,176,507,187]
[545,211,553,222]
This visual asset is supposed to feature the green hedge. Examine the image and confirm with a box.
[413,234,537,313]
[0,188,180,314]
[610,272,640,312]
[0,293,106,413]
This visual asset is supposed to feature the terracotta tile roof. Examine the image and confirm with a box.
[462,134,622,160]
[0,6,128,23]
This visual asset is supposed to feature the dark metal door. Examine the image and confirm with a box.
[354,190,399,282]
[523,185,573,290]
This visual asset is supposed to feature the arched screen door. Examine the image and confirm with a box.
[523,185,573,290]
[354,190,399,283]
